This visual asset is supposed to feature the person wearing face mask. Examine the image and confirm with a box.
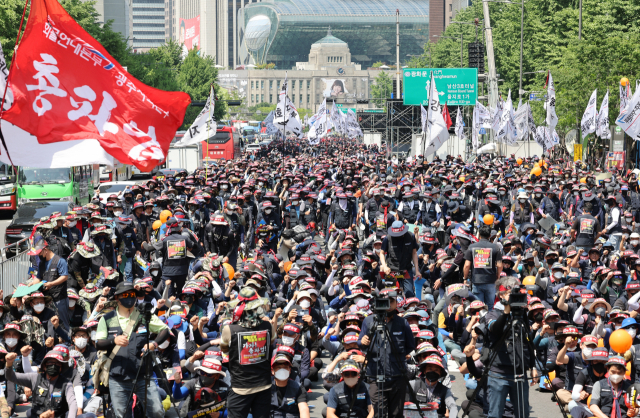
[554,327,588,411]
[269,354,310,418]
[181,287,205,320]
[275,323,311,389]
[256,201,282,254]
[397,191,421,226]
[326,360,373,418]
[571,200,602,252]
[5,350,91,418]
[70,327,97,385]
[121,190,134,215]
[407,355,458,418]
[329,192,356,237]
[64,214,83,247]
[172,358,229,412]
[358,289,415,418]
[66,290,87,329]
[587,356,635,418]
[565,347,609,418]
[571,248,604,282]
[94,282,170,418]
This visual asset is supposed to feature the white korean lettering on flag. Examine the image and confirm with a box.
[472,106,479,151]
[330,103,344,135]
[534,126,547,151]
[596,90,610,140]
[346,109,363,139]
[620,83,631,112]
[284,96,302,137]
[497,90,517,145]
[580,89,597,139]
[455,107,466,141]
[424,72,449,156]
[176,87,216,147]
[0,42,113,168]
[527,104,536,135]
[546,72,558,130]
[615,86,640,141]
[308,98,327,140]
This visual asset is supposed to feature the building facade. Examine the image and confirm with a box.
[218,32,393,112]
[83,0,132,42]
[131,0,166,52]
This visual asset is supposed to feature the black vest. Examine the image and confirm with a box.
[512,204,532,225]
[287,207,303,228]
[409,378,448,415]
[271,379,302,418]
[227,321,272,389]
[333,201,353,230]
[334,381,369,418]
[423,201,438,224]
[32,373,70,418]
[104,309,145,381]
[387,233,414,272]
[69,304,86,328]
[401,201,420,224]
[597,378,631,417]
[42,255,67,302]
[542,197,560,220]
[575,214,598,248]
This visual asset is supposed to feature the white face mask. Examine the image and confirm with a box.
[519,199,526,204]
[291,201,299,206]
[69,221,77,228]
[274,369,290,381]
[609,374,624,384]
[75,337,88,349]
[553,272,563,279]
[627,218,633,223]
[299,300,311,309]
[91,330,97,341]
[282,336,296,346]
[535,193,541,198]
[567,346,577,351]
[69,300,76,308]
[374,248,381,254]
[632,240,639,246]
[265,209,272,215]
[582,347,593,358]
[627,329,637,339]
[159,340,170,349]
[344,377,359,387]
[114,211,123,217]
[33,303,45,313]
[5,338,17,347]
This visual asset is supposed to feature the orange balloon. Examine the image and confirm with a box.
[534,162,540,168]
[622,77,630,87]
[610,329,633,354]
[517,158,523,165]
[223,262,235,279]
[284,261,293,273]
[531,167,542,177]
[598,338,605,347]
[160,210,172,223]
[483,214,494,225]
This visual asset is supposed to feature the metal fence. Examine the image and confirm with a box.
[0,238,31,296]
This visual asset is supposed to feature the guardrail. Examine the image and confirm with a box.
[0,238,32,296]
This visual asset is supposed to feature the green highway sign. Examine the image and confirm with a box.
[335,103,356,114]
[402,68,478,106]
[362,109,384,113]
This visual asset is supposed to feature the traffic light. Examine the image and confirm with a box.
[392,79,403,99]
[468,42,485,74]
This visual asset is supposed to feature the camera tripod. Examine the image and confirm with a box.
[345,311,428,418]
[120,304,180,418]
[461,311,569,418]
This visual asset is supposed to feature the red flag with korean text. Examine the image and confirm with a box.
[0,0,191,171]
[442,104,452,129]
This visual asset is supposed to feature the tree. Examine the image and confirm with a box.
[177,48,227,128]
[256,63,276,69]
[148,40,183,71]
[372,61,385,68]
[370,71,393,107]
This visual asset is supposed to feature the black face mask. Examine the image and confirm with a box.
[200,375,217,386]
[526,261,535,267]
[547,258,558,266]
[591,363,606,374]
[184,295,194,304]
[386,309,397,318]
[533,313,544,323]
[424,371,441,383]
[119,297,136,309]
[46,363,62,377]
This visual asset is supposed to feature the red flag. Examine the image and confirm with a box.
[442,104,452,129]
[1,0,190,171]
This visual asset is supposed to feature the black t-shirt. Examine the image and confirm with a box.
[464,239,503,285]
[572,214,601,248]
[276,382,307,405]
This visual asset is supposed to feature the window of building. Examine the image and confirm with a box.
[270,80,273,89]
[270,94,273,103]
[261,80,264,89]
[299,94,302,103]
[251,81,254,89]
[307,80,311,89]
[261,94,264,102]
[307,94,310,103]
[449,3,452,10]
[292,80,296,89]
[251,94,254,103]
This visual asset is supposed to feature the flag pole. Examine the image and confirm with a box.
[205,84,214,183]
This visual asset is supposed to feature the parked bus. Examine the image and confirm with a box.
[202,125,242,161]
[0,163,17,211]
[17,165,100,205]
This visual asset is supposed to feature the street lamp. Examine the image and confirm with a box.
[432,34,463,67]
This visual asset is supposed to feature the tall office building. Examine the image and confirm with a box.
[83,0,132,42]
[131,0,166,52]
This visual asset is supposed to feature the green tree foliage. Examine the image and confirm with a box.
[255,63,275,69]
[409,0,640,133]
[370,71,393,107]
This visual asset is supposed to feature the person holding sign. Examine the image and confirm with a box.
[172,358,229,414]
[463,225,503,310]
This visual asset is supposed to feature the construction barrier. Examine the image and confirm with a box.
[0,238,31,296]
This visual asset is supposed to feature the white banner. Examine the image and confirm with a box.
[580,89,597,139]
[497,90,517,145]
[308,99,327,139]
[491,97,504,134]
[546,72,558,130]
[346,109,362,139]
[596,90,610,140]
[424,72,449,156]
[514,102,529,141]
[615,86,640,141]
[176,86,216,147]
[455,107,466,142]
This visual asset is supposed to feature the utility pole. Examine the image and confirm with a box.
[518,0,524,102]
[396,9,401,96]
[482,0,499,149]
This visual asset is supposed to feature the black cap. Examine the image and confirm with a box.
[114,282,134,296]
